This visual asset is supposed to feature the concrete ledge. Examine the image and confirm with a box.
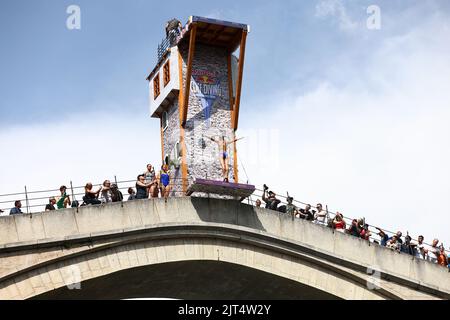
[0,197,449,298]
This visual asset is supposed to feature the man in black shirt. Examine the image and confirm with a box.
[45,197,56,211]
[298,204,314,221]
[262,186,281,211]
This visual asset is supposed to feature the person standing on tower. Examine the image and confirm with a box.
[165,18,182,46]
[208,135,244,182]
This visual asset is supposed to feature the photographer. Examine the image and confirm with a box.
[262,184,281,211]
[297,204,314,221]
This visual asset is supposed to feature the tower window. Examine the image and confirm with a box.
[163,61,170,87]
[153,73,161,99]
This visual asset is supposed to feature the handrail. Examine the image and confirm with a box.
[1,178,448,263]
[249,188,450,258]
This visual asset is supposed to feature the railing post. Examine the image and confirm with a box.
[114,175,123,207]
[24,185,31,218]
[70,181,78,213]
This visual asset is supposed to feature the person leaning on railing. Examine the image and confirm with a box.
[56,185,71,209]
[332,212,346,233]
[262,185,281,211]
[45,197,57,211]
[9,200,23,215]
[136,175,153,200]
[83,183,102,205]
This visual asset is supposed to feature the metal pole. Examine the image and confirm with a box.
[114,175,123,207]
[70,181,77,213]
[24,185,31,218]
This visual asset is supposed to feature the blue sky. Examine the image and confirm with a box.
[1,1,450,247]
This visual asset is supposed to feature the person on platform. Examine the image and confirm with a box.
[262,185,281,211]
[10,200,23,215]
[314,203,329,225]
[332,212,346,233]
[84,183,102,205]
[255,199,262,208]
[127,188,137,201]
[285,195,297,221]
[136,175,152,200]
[56,185,71,209]
[208,135,243,182]
[297,204,315,221]
[426,239,440,263]
[165,18,182,45]
[158,164,171,200]
[45,197,57,211]
[111,184,123,203]
[437,245,448,267]
[144,164,159,198]
[101,180,112,203]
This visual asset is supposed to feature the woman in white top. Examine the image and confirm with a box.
[144,164,159,198]
[101,180,112,203]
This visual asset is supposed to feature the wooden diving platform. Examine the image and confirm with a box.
[186,179,255,201]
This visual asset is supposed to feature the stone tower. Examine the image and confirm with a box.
[147,16,249,195]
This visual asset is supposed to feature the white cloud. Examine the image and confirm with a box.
[239,8,450,247]
[315,0,359,31]
[0,111,161,214]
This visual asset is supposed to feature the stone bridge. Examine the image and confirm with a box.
[0,197,448,300]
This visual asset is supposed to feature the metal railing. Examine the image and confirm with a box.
[247,187,450,262]
[157,28,181,62]
[0,178,448,267]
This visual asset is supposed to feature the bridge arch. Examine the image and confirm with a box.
[1,225,395,300]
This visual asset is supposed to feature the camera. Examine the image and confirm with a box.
[263,184,269,191]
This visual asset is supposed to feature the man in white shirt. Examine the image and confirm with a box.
[314,203,329,226]
[426,239,440,263]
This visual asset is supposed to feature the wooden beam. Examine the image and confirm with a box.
[178,50,189,194]
[210,26,226,43]
[227,53,234,111]
[181,23,197,127]
[232,30,247,130]
[160,117,165,164]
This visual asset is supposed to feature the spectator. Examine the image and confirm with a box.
[314,203,329,225]
[426,239,440,263]
[332,213,346,233]
[347,219,361,237]
[414,235,426,259]
[360,224,372,241]
[255,199,262,208]
[262,185,281,211]
[144,164,159,198]
[376,227,389,246]
[447,249,450,271]
[401,233,416,256]
[437,245,448,267]
[297,204,314,221]
[165,18,181,37]
[136,175,153,200]
[45,197,57,211]
[159,164,171,199]
[387,235,400,251]
[285,196,297,221]
[84,183,102,205]
[101,180,112,203]
[10,201,23,215]
[111,184,123,203]
[56,186,71,209]
[128,188,137,201]
[394,231,404,246]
